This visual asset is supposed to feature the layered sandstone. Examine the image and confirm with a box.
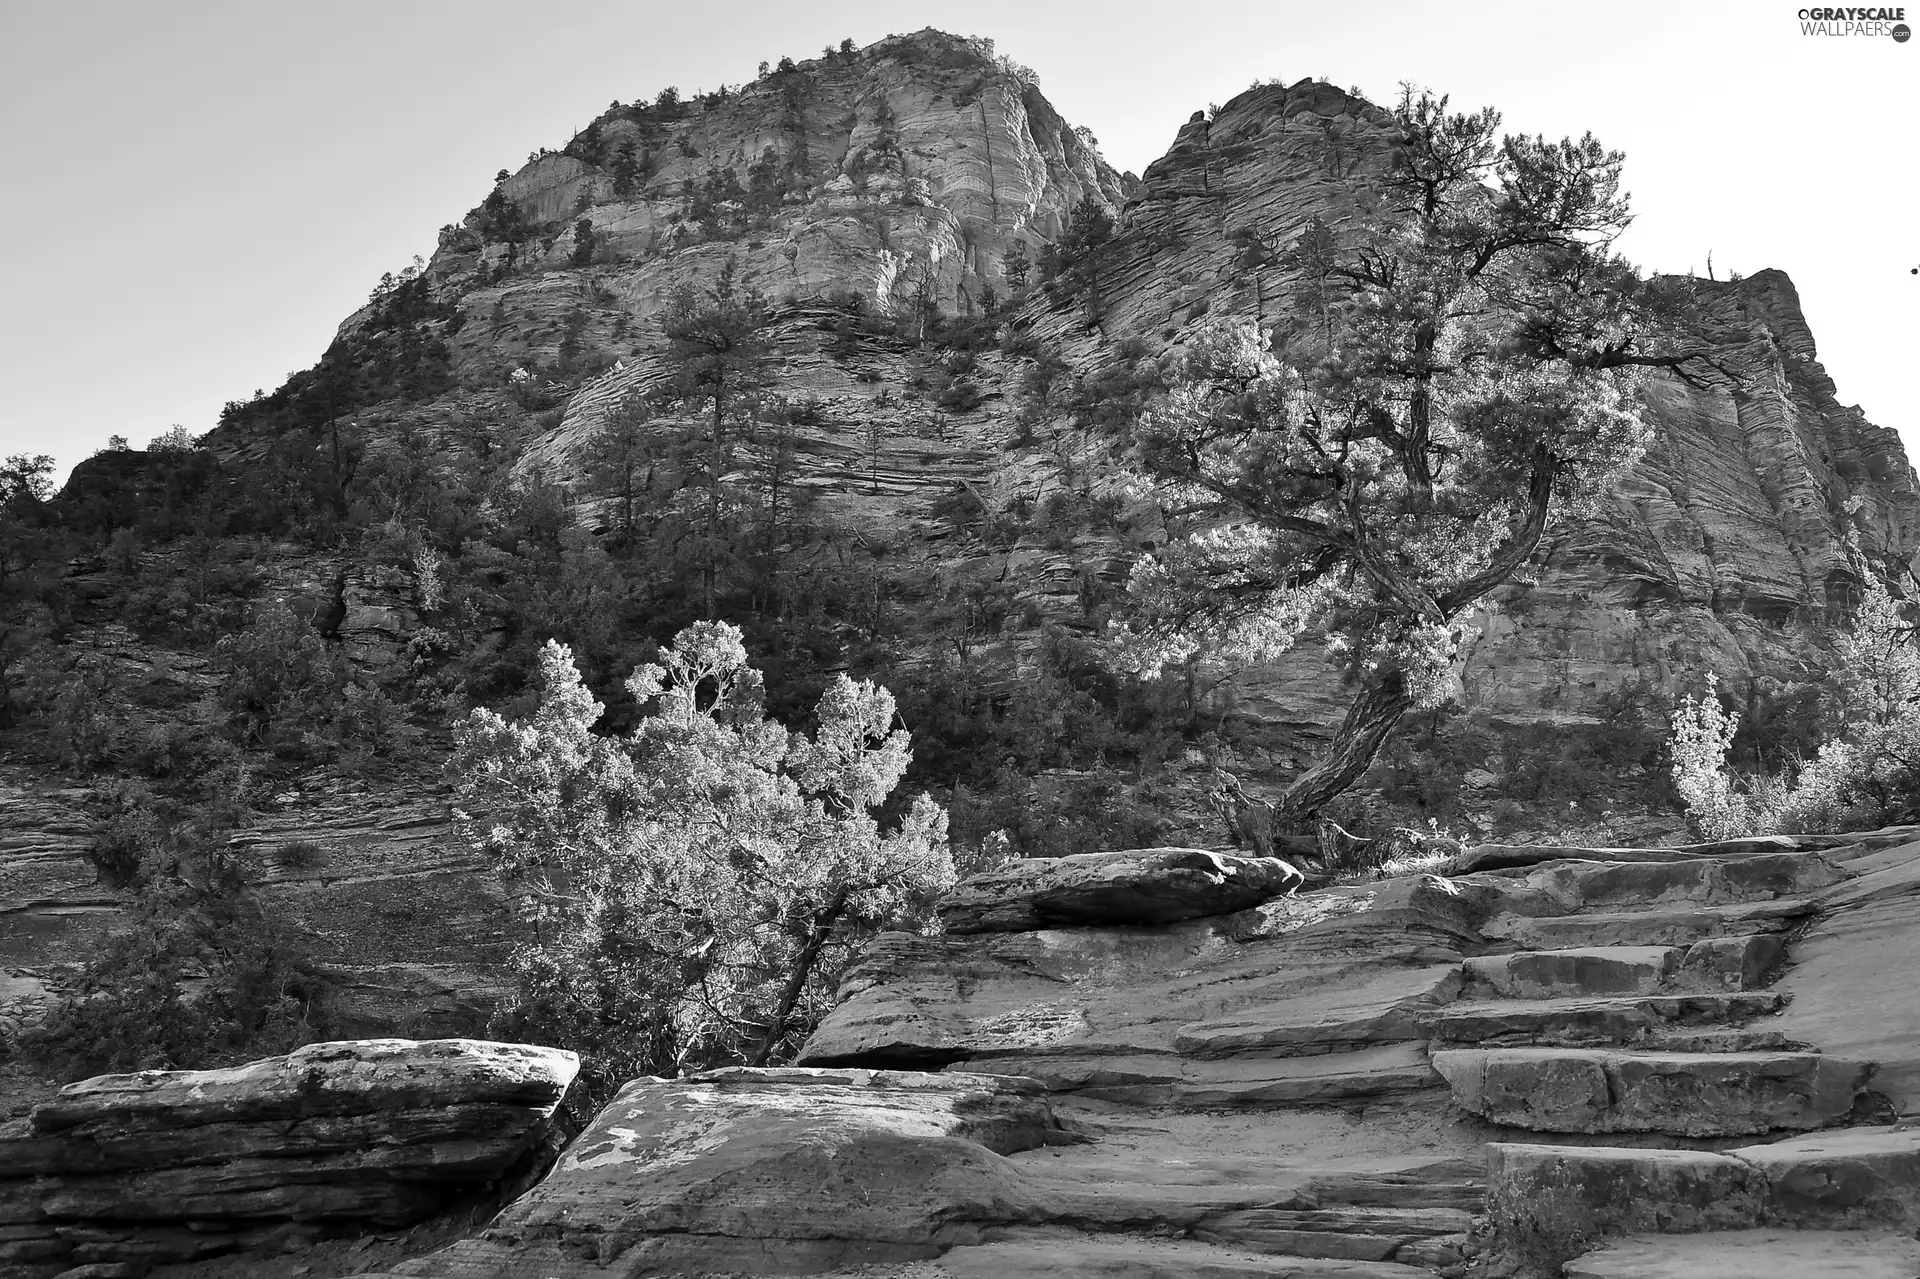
[0,1038,578,1275]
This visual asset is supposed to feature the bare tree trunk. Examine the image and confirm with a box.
[746,885,849,1067]
[1274,672,1413,827]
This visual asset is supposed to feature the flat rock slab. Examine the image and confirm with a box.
[1485,1143,1765,1275]
[1521,850,1848,911]
[931,1233,1442,1279]
[940,848,1304,933]
[1174,964,1464,1058]
[1174,1041,1439,1108]
[0,1038,581,1271]
[1733,1124,1920,1230]
[1425,992,1784,1046]
[28,1038,578,1132]
[1482,899,1817,949]
[1193,1204,1473,1262]
[1447,836,1831,874]
[377,1066,1069,1278]
[1562,1229,1920,1278]
[1434,1048,1869,1136]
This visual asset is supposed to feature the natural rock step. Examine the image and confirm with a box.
[1432,1047,1869,1135]
[1485,1126,1920,1272]
[1192,1205,1473,1266]
[1173,1042,1440,1108]
[1523,850,1848,911]
[1482,898,1817,949]
[1463,946,1680,998]
[1736,1123,1920,1230]
[1562,1229,1920,1278]
[1173,964,1466,1058]
[1486,1144,1767,1273]
[1464,936,1784,999]
[921,1232,1446,1279]
[1424,991,1786,1046]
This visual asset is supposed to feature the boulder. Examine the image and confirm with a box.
[939,848,1304,934]
[0,1039,577,1272]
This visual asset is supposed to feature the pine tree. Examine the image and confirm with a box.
[1123,88,1713,827]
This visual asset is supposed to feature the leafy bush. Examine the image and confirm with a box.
[1671,577,1920,837]
[453,624,951,1109]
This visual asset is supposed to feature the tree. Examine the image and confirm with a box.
[1122,88,1708,830]
[1038,196,1116,322]
[1003,239,1031,296]
[661,258,770,616]
[610,141,642,197]
[584,393,662,548]
[452,625,950,1104]
[570,217,596,267]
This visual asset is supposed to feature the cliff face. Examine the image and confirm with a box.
[421,30,1131,479]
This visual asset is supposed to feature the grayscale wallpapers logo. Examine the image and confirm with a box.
[1797,6,1911,37]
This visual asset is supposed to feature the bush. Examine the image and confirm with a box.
[275,839,327,871]
[1670,577,1920,837]
[454,625,952,1110]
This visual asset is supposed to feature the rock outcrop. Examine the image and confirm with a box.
[17,832,1920,1279]
[0,1038,578,1276]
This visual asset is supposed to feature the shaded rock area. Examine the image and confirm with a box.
[0,1039,578,1277]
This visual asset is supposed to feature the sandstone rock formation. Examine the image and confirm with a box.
[0,1038,578,1276]
[305,828,1920,1279]
[14,832,1920,1278]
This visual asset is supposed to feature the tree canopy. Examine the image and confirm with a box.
[1123,88,1707,823]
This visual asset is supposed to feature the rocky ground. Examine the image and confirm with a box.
[7,828,1919,1279]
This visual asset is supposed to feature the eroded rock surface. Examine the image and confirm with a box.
[0,1039,577,1276]
[21,832,1920,1278]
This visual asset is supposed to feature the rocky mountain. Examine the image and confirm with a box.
[3,28,1915,1054]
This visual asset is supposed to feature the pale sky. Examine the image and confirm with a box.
[2,0,1913,486]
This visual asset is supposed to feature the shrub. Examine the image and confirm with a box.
[1670,577,1920,837]
[274,839,327,871]
[453,625,952,1110]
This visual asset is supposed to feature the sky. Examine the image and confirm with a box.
[2,0,1914,487]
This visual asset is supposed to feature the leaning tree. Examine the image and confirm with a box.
[1122,88,1720,830]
